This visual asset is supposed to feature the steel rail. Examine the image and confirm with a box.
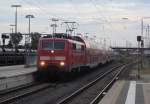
[57,64,125,104]
[90,65,126,104]
[0,83,55,104]
[0,82,39,96]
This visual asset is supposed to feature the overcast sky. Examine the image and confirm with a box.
[1,0,150,47]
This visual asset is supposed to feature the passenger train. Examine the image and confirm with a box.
[37,33,112,75]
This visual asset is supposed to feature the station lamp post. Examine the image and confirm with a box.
[25,15,34,67]
[26,15,35,37]
[25,15,34,47]
[11,5,21,33]
[122,17,129,49]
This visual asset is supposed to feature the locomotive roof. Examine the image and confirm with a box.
[40,37,85,46]
[40,33,110,50]
[79,36,109,50]
[41,33,85,43]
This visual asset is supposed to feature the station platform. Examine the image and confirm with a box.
[0,65,37,91]
[99,78,150,104]
[0,65,37,78]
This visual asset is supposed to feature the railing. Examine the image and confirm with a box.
[0,52,37,66]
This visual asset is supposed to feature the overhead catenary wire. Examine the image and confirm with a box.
[88,0,120,45]
[19,0,68,22]
[17,0,114,40]
[18,0,113,23]
[67,0,102,32]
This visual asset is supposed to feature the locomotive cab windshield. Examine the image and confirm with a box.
[38,39,67,70]
[42,40,65,50]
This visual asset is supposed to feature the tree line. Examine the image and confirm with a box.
[1,32,41,52]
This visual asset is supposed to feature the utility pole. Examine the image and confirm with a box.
[141,39,144,68]
[11,5,21,33]
[9,24,15,33]
[104,38,106,50]
[146,26,148,47]
[147,25,150,47]
[141,19,144,37]
[9,24,15,51]
[51,18,59,35]
[62,21,78,36]
[141,17,150,47]
[72,27,77,36]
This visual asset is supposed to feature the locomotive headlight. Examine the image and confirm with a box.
[40,61,45,66]
[60,61,65,66]
[51,50,54,53]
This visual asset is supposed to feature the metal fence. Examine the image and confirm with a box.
[24,52,37,67]
[0,52,25,66]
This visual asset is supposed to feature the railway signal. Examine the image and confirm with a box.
[137,35,143,79]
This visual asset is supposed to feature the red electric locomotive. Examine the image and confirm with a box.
[37,33,112,75]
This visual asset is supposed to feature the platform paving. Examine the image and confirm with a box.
[99,80,150,104]
[0,65,37,78]
[0,65,37,91]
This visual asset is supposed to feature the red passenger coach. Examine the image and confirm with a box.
[37,34,112,75]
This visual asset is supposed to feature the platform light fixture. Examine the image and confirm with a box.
[11,5,21,33]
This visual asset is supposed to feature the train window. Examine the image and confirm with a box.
[42,41,65,50]
[54,41,65,49]
[42,41,53,50]
[81,45,84,51]
[76,44,81,50]
[72,43,84,52]
[72,43,76,50]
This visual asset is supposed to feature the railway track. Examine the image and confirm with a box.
[0,82,39,96]
[57,64,126,104]
[0,63,128,104]
[0,82,56,104]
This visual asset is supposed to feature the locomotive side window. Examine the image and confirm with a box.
[72,43,76,50]
[76,44,81,51]
[72,43,84,52]
[81,45,84,51]
[42,41,65,50]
